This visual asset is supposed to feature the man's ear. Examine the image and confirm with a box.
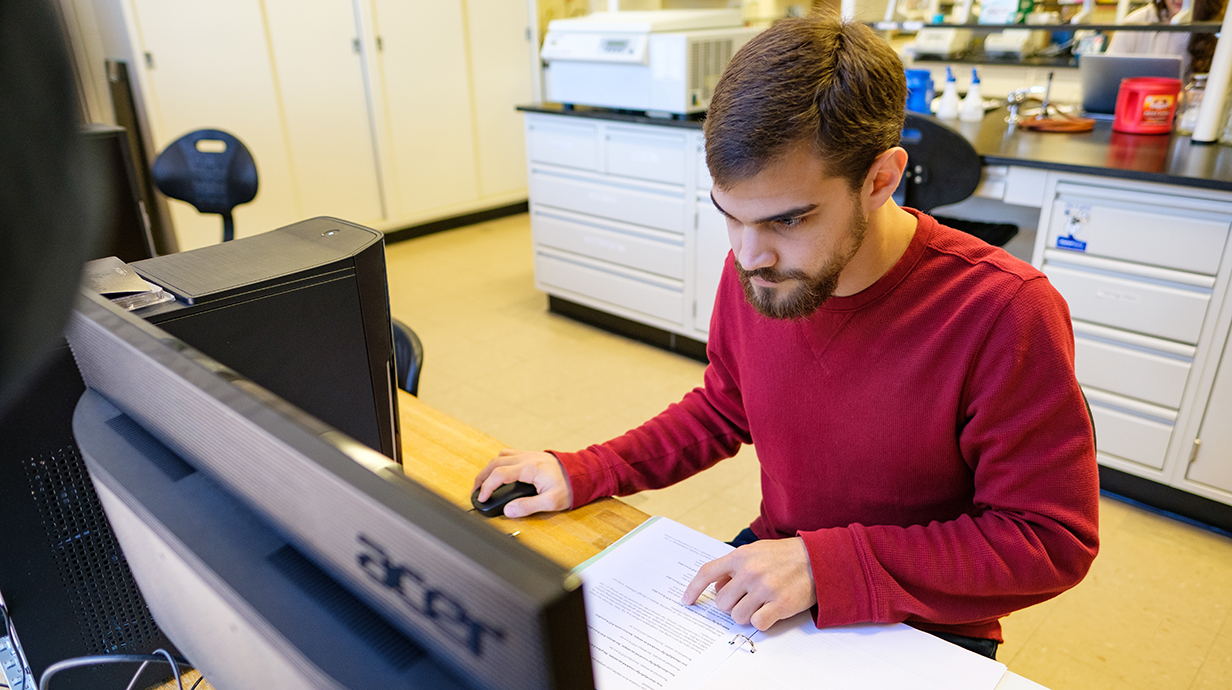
[862,147,908,211]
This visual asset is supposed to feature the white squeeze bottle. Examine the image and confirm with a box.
[936,66,960,120]
[960,68,984,122]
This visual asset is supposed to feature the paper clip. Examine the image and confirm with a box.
[728,634,756,654]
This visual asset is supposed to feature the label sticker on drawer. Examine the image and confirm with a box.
[1057,203,1091,251]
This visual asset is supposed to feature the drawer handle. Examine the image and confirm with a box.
[583,235,626,253]
[1095,289,1142,303]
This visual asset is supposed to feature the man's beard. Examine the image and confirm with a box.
[735,207,868,320]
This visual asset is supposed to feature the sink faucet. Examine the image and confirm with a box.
[1006,85,1048,124]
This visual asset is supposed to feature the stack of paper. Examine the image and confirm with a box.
[573,517,1008,690]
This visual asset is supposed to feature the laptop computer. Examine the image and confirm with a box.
[1079,53,1183,118]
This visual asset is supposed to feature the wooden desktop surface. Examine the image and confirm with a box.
[393,390,649,568]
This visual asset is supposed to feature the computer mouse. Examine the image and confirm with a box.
[471,481,539,518]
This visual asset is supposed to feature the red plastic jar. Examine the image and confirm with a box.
[1113,77,1182,134]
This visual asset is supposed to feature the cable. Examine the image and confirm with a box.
[152,649,185,690]
[37,652,190,690]
[123,661,150,690]
[1,604,28,690]
[188,675,205,690]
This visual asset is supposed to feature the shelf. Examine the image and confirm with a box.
[874,21,1223,33]
[914,54,1079,68]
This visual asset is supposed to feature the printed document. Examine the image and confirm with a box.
[573,517,1007,690]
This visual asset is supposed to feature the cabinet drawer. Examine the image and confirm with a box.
[527,120,599,171]
[535,250,684,325]
[1044,263,1211,344]
[531,172,685,233]
[606,129,686,185]
[533,210,684,279]
[1088,395,1174,471]
[1074,332,1192,409]
[1048,188,1231,274]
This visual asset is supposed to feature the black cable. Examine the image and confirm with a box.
[36,652,190,690]
[188,675,204,690]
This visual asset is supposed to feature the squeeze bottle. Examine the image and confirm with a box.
[960,68,984,122]
[936,67,961,120]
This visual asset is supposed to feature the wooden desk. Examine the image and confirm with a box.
[394,391,648,569]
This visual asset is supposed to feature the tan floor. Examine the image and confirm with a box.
[385,213,1232,690]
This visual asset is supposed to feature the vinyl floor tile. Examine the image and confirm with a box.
[1190,633,1232,689]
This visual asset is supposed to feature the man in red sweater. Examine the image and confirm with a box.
[475,15,1099,658]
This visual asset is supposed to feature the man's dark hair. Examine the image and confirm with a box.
[703,14,907,191]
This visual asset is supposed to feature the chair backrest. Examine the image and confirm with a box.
[894,113,982,214]
[151,129,257,242]
[391,318,424,397]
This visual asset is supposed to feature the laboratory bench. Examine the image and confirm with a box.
[518,103,1232,531]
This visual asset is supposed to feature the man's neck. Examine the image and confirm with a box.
[834,202,918,297]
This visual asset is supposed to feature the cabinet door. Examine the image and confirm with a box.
[131,0,300,249]
[263,0,383,225]
[371,0,479,220]
[694,198,729,334]
[465,0,534,199]
[1186,343,1232,494]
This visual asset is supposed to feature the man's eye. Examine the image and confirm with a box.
[777,217,803,229]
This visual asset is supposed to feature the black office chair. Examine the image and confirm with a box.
[151,129,257,243]
[391,318,424,397]
[897,113,1019,248]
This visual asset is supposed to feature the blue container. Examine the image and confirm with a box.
[905,69,935,114]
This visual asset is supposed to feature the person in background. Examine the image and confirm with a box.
[1108,0,1227,77]
[474,12,1099,661]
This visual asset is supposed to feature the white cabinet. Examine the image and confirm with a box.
[369,0,479,218]
[1186,331,1232,494]
[85,0,534,250]
[525,113,716,340]
[694,199,729,333]
[264,0,383,225]
[466,0,535,199]
[1032,173,1232,506]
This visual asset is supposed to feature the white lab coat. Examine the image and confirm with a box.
[1107,5,1193,75]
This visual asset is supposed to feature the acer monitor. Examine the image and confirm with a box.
[66,291,593,690]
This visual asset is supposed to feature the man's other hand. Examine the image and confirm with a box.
[472,449,573,518]
[680,537,817,631]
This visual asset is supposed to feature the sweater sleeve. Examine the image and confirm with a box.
[551,319,752,506]
[799,277,1100,633]
[551,364,750,506]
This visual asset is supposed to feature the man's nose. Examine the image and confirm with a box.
[734,226,775,271]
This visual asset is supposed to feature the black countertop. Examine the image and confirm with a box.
[519,103,1232,193]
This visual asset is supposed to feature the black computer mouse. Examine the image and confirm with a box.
[471,481,539,518]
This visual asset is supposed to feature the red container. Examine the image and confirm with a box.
[1113,77,1182,134]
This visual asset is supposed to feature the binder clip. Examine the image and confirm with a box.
[728,633,757,653]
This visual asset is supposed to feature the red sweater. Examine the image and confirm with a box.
[554,211,1099,641]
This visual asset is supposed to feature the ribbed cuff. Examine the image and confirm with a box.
[799,527,877,628]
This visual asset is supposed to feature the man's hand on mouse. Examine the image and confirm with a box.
[680,536,817,632]
[473,449,573,518]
